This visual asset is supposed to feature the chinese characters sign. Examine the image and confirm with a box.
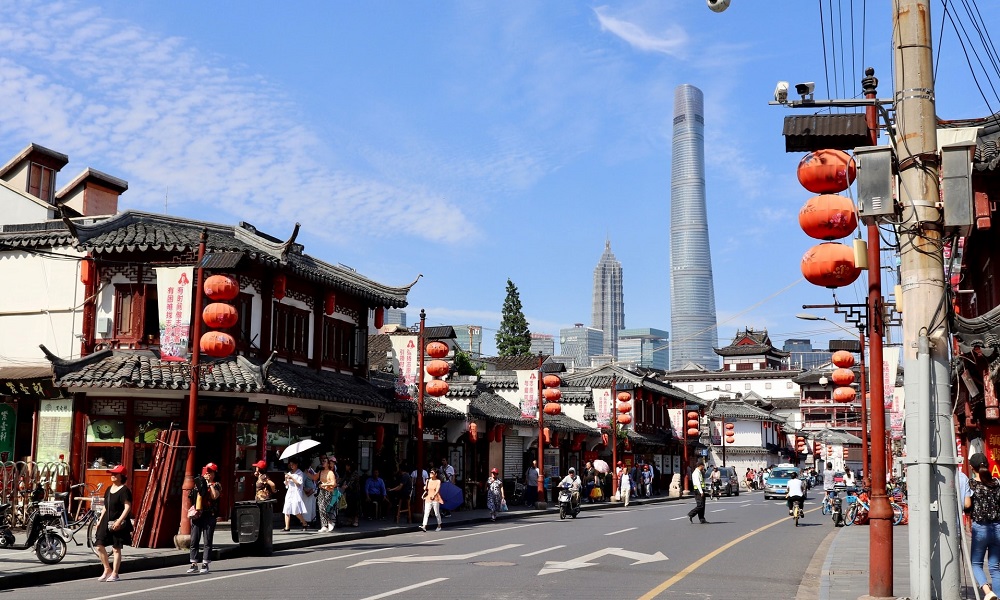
[390,335,419,400]
[593,388,612,427]
[0,378,56,398]
[666,409,684,440]
[517,370,539,418]
[0,404,14,461]
[155,267,194,361]
[36,398,72,463]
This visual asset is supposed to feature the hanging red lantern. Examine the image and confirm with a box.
[572,433,586,451]
[374,425,385,451]
[797,149,856,193]
[204,274,240,301]
[425,379,449,397]
[801,242,861,288]
[426,341,449,358]
[617,402,632,414]
[273,274,287,301]
[374,307,385,329]
[324,291,336,315]
[199,331,235,358]
[494,425,504,444]
[487,427,496,443]
[832,350,855,368]
[725,422,735,430]
[80,258,94,285]
[468,422,478,442]
[426,360,450,378]
[543,427,551,444]
[831,368,855,386]
[814,442,822,453]
[726,435,736,444]
[617,413,632,425]
[799,194,858,240]
[617,391,632,402]
[542,388,562,402]
[833,386,856,402]
[543,402,562,415]
[687,419,699,429]
[543,374,561,388]
[687,427,700,437]
[602,432,609,446]
[202,303,239,329]
[686,410,699,420]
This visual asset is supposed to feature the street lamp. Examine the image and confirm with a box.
[796,312,870,488]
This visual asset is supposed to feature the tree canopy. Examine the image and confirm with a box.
[496,278,532,357]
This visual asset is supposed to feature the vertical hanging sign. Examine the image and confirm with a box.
[667,408,684,440]
[390,335,419,400]
[516,370,538,418]
[593,388,612,427]
[155,266,194,361]
[0,404,14,461]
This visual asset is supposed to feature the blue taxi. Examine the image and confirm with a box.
[763,464,806,500]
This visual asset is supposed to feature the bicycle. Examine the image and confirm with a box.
[35,482,104,563]
[792,501,803,526]
[845,489,905,526]
[821,490,835,515]
[511,479,526,506]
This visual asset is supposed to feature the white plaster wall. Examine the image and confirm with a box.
[0,185,54,227]
[0,248,85,361]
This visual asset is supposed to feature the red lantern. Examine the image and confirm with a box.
[494,425,504,444]
[202,303,239,329]
[726,435,735,444]
[542,388,562,402]
[831,368,855,386]
[617,392,632,402]
[799,194,858,240]
[617,402,632,414]
[374,307,384,329]
[617,414,632,425]
[572,433,586,451]
[801,242,861,288]
[204,274,239,301]
[374,425,385,451]
[272,274,287,301]
[602,433,609,446]
[469,422,478,442]
[833,386,856,402]
[544,427,551,444]
[425,379,449,397]
[686,411,699,420]
[199,331,235,358]
[324,292,336,315]
[725,422,735,430]
[426,341,449,358]
[543,402,562,415]
[426,360,450,378]
[814,442,822,453]
[687,428,700,437]
[832,350,855,368]
[543,374,561,388]
[797,149,856,193]
[687,419,699,428]
[80,258,94,285]
[487,427,496,443]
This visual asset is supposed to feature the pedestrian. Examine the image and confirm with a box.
[316,457,338,532]
[616,461,632,507]
[95,465,132,582]
[339,460,361,527]
[440,458,455,516]
[281,458,310,531]
[642,464,653,498]
[966,453,1000,600]
[252,460,276,501]
[420,468,443,532]
[524,460,539,506]
[486,468,506,521]
[583,461,597,503]
[302,464,319,526]
[687,461,708,524]
[187,462,221,574]
[746,468,755,492]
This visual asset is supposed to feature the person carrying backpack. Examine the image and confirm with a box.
[187,463,221,574]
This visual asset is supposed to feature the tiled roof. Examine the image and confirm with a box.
[707,400,784,422]
[390,396,464,418]
[768,397,801,410]
[0,219,79,248]
[626,429,671,446]
[264,361,389,408]
[563,365,706,406]
[714,344,790,357]
[814,428,863,445]
[543,413,594,434]
[468,392,534,426]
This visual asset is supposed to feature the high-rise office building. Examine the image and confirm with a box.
[529,333,555,357]
[452,325,483,357]
[618,328,670,370]
[592,240,625,358]
[384,309,407,327]
[559,324,604,370]
[669,84,719,370]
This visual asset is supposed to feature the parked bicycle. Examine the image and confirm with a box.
[0,481,103,564]
[511,479,526,505]
[845,488,905,526]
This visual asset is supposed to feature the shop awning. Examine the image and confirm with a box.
[0,365,59,398]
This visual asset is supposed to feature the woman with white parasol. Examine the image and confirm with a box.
[280,439,321,531]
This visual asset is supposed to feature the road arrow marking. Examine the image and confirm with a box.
[349,543,522,568]
[538,547,668,575]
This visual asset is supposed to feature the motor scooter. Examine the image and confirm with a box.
[558,483,581,520]
[0,500,68,563]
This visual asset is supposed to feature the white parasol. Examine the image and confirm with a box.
[279,439,321,460]
[593,459,610,474]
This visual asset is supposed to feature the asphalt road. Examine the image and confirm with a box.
[8,493,835,600]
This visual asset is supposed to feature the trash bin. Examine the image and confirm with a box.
[231,500,274,555]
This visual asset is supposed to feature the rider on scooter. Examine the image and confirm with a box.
[786,471,806,518]
[558,468,583,510]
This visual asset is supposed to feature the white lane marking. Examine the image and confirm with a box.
[539,548,668,576]
[710,509,726,513]
[358,577,448,600]
[349,544,522,568]
[522,545,565,557]
[669,516,688,521]
[605,527,637,536]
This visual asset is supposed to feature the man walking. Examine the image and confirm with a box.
[440,458,455,516]
[688,461,708,524]
[524,460,539,506]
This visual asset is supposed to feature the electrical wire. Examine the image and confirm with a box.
[819,0,833,102]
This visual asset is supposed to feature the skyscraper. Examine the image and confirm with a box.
[559,324,604,370]
[618,328,670,370]
[592,240,625,358]
[669,84,719,370]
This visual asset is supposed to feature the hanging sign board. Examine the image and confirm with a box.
[155,266,194,361]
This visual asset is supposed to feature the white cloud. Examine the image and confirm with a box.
[593,6,689,57]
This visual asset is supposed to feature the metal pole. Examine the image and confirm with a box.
[893,2,959,598]
[536,353,546,508]
[721,416,726,468]
[178,230,207,544]
[416,310,426,500]
[861,66,878,492]
[611,373,618,497]
[857,328,870,488]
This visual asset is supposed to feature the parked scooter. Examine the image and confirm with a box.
[558,483,581,520]
[0,500,68,563]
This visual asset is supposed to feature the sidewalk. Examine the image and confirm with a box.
[820,523,911,600]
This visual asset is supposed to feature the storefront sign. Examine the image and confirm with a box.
[390,335,419,400]
[983,425,1000,478]
[593,388,612,427]
[0,378,58,399]
[516,370,539,418]
[36,398,72,463]
[199,399,257,422]
[155,266,194,361]
[0,404,14,461]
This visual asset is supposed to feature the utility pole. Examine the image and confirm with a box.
[893,2,959,599]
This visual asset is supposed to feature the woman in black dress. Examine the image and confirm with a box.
[95,464,132,582]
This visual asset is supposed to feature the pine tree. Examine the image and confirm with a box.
[496,279,532,357]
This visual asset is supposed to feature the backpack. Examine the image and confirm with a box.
[304,473,317,497]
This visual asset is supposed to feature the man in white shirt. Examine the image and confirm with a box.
[440,458,456,516]
[687,462,708,524]
[524,460,539,506]
[786,471,806,517]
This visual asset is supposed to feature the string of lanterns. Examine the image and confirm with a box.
[724,421,735,445]
[686,410,700,439]
[831,349,857,403]
[798,149,862,289]
[200,274,240,357]
[424,341,450,398]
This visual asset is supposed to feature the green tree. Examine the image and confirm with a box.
[496,278,532,357]
[452,349,480,376]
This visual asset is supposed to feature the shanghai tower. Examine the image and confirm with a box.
[669,84,718,370]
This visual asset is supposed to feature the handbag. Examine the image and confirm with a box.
[338,493,348,510]
[187,506,202,519]
[327,488,342,511]
[500,499,508,512]
[590,487,603,499]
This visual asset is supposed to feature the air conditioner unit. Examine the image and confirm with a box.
[96,317,112,336]
[854,145,896,225]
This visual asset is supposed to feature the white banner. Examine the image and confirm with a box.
[390,335,419,400]
[667,409,684,440]
[593,388,612,427]
[516,370,539,418]
[883,346,899,410]
[155,267,194,361]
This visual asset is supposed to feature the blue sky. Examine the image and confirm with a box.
[0,1,996,357]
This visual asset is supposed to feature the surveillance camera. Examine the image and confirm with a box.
[795,82,815,98]
[707,0,731,12]
[774,81,789,104]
